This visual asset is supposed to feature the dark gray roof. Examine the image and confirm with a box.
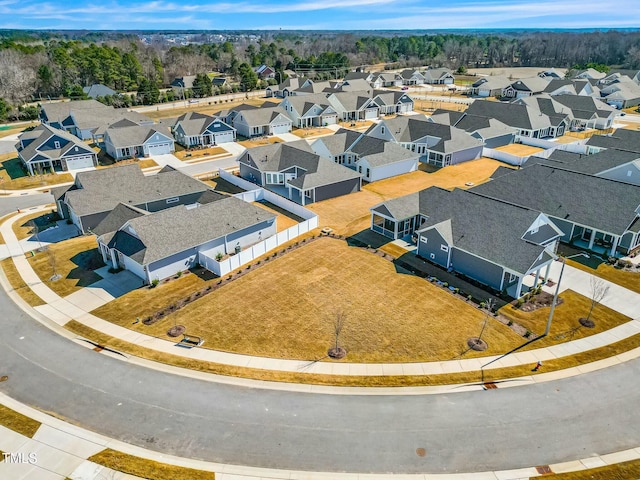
[104,196,276,265]
[350,135,418,167]
[235,106,290,126]
[471,164,640,235]
[83,84,117,98]
[64,164,210,217]
[587,129,640,153]
[105,124,173,149]
[311,129,362,156]
[92,202,148,236]
[529,148,640,176]
[17,124,96,163]
[465,100,550,131]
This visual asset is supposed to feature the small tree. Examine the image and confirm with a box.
[328,310,347,359]
[581,277,609,328]
[46,246,61,281]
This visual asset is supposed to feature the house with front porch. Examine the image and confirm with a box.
[471,163,640,257]
[371,72,403,88]
[371,90,414,115]
[370,187,561,298]
[103,123,175,160]
[399,69,425,86]
[172,111,236,147]
[502,76,551,99]
[326,91,379,121]
[586,128,640,154]
[430,110,516,148]
[280,93,339,128]
[422,68,455,85]
[366,114,484,167]
[469,76,511,98]
[232,106,292,138]
[237,141,361,205]
[16,124,98,175]
[96,196,277,284]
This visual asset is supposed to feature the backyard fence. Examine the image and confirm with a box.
[198,170,319,276]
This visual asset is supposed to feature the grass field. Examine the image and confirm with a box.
[308,157,507,236]
[238,136,283,149]
[0,258,45,306]
[93,238,523,362]
[144,98,281,121]
[292,127,334,138]
[88,450,215,480]
[0,404,41,438]
[28,236,104,297]
[499,289,632,349]
[174,146,226,160]
[12,209,57,241]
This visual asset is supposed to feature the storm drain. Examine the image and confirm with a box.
[93,346,104,352]
[483,382,498,390]
[536,465,553,475]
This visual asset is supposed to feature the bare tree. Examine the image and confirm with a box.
[580,277,609,328]
[328,310,347,359]
[46,246,61,281]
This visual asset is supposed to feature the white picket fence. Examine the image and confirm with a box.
[198,169,319,276]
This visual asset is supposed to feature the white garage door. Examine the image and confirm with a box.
[66,155,95,170]
[365,109,378,120]
[147,143,173,155]
[271,123,291,135]
[214,131,235,144]
[323,115,338,125]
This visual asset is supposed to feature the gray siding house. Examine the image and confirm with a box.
[173,111,236,146]
[104,124,175,160]
[238,141,361,205]
[371,187,561,298]
[97,197,277,283]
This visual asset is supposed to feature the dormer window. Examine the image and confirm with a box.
[54,141,60,149]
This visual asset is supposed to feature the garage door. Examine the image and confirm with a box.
[66,155,95,170]
[147,143,173,155]
[271,123,291,135]
[323,115,338,125]
[214,131,235,144]
[365,109,378,120]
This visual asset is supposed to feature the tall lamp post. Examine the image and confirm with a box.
[544,252,590,337]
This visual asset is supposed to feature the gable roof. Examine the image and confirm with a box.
[471,163,640,235]
[465,100,551,131]
[311,128,362,156]
[83,84,117,98]
[92,202,149,236]
[105,124,173,149]
[104,196,276,266]
[587,129,640,153]
[236,106,291,126]
[17,124,96,163]
[530,148,640,177]
[351,135,419,167]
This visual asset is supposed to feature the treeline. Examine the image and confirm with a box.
[1,30,640,121]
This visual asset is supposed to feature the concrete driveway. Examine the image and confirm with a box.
[62,267,143,311]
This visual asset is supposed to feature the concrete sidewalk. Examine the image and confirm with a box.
[2,206,640,384]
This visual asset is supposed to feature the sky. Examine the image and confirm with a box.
[1,0,640,31]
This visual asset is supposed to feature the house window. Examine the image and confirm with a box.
[366,168,370,177]
[166,197,179,204]
[530,227,539,234]
[381,126,385,135]
[509,273,517,283]
[440,245,449,252]
[420,236,428,244]
[628,170,633,177]
[430,253,436,259]
[358,166,362,173]
[54,141,60,149]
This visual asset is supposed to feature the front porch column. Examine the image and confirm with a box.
[588,229,596,250]
[393,220,399,239]
[515,276,524,299]
[109,249,118,269]
[535,268,542,285]
[610,236,619,256]
[544,262,552,282]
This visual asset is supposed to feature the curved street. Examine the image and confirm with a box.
[1,255,639,473]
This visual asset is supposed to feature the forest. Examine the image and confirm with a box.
[1,29,640,120]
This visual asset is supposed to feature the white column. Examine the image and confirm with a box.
[515,276,524,298]
[535,268,541,285]
[544,262,552,282]
[109,249,118,269]
[588,229,596,250]
[610,236,619,257]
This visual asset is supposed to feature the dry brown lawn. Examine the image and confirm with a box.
[0,258,45,306]
[499,290,631,349]
[89,449,215,480]
[28,236,104,297]
[203,176,245,194]
[145,98,281,121]
[12,209,56,240]
[494,144,544,156]
[531,460,640,480]
[138,159,159,169]
[252,201,301,232]
[0,156,73,191]
[174,146,226,160]
[0,404,41,438]
[308,157,507,236]
[567,259,640,294]
[292,127,334,138]
[238,136,283,149]
[96,238,523,362]
[0,123,37,139]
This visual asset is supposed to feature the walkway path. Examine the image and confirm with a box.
[2,206,640,384]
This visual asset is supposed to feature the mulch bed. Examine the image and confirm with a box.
[167,325,186,337]
[517,291,563,312]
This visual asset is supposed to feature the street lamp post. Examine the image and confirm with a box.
[544,252,590,336]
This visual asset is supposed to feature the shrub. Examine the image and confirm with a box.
[480,301,486,309]
[443,282,449,288]
[176,270,183,278]
[467,294,472,301]
[507,320,513,326]
[517,298,525,307]
[215,252,223,261]
[247,264,251,269]
[524,330,532,338]
[151,278,159,288]
[257,260,261,265]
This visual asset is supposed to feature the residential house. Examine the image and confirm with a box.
[279,93,339,128]
[83,84,117,99]
[343,71,374,83]
[471,163,640,256]
[53,164,216,233]
[212,77,229,89]
[430,109,516,148]
[371,90,415,115]
[311,129,420,182]
[265,77,312,98]
[326,91,379,121]
[366,114,484,166]
[171,75,196,97]
[370,187,561,298]
[16,124,98,175]
[502,76,551,99]
[399,69,425,86]
[538,68,564,79]
[104,123,175,160]
[232,106,292,138]
[469,76,511,98]
[464,100,564,138]
[371,72,403,88]
[574,68,607,81]
[547,94,617,130]
[237,141,361,205]
[421,68,455,85]
[600,79,640,109]
[586,128,640,154]
[254,64,276,80]
[96,196,277,284]
[40,100,154,141]
[173,111,236,146]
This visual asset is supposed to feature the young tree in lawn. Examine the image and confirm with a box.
[580,277,609,328]
[328,310,347,359]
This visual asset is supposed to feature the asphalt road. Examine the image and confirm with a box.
[1,198,639,474]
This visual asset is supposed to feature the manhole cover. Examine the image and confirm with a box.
[416,448,426,457]
[0,375,8,382]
